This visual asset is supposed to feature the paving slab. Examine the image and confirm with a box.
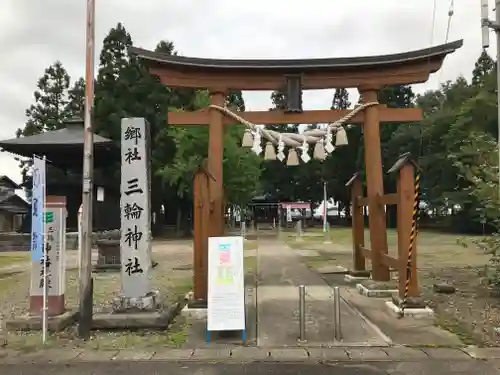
[151,349,193,360]
[230,347,269,360]
[346,348,390,360]
[191,348,231,360]
[74,350,118,361]
[464,346,500,359]
[268,348,309,361]
[383,347,428,360]
[307,348,349,361]
[421,347,470,359]
[113,350,155,360]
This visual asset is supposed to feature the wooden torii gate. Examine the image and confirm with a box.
[131,40,463,305]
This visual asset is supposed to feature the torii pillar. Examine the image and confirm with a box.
[359,87,390,282]
[208,91,226,239]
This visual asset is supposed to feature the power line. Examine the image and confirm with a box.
[445,0,455,44]
[419,0,439,162]
[429,0,438,47]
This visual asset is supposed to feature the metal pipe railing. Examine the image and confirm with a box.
[298,285,306,342]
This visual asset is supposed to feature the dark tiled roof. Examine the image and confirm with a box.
[129,40,463,71]
[0,192,29,214]
[0,124,116,166]
[0,176,20,189]
[0,127,111,147]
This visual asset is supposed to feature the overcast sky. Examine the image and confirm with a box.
[0,0,491,186]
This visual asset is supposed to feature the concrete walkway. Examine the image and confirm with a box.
[255,240,387,347]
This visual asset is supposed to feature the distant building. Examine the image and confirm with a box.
[0,175,29,232]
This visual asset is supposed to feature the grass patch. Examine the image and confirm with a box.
[244,240,258,250]
[5,318,191,351]
[0,252,29,269]
[284,227,489,269]
[434,314,480,346]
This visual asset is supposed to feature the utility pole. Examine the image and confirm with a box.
[481,0,500,194]
[78,0,96,340]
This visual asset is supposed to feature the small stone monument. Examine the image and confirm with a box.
[113,117,157,312]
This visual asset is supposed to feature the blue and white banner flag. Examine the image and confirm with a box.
[31,155,45,262]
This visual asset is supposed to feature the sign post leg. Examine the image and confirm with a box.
[206,329,211,344]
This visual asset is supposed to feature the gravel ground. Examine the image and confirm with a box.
[422,266,500,346]
[0,240,194,350]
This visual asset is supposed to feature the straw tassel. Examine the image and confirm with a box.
[313,140,326,160]
[286,148,300,166]
[335,127,348,146]
[264,142,277,160]
[242,130,254,147]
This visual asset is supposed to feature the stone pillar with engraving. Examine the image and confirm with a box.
[29,196,67,316]
[114,118,156,312]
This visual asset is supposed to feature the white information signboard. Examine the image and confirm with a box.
[30,203,66,298]
[207,236,245,332]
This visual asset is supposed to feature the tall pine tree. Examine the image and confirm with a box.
[17,61,71,138]
[331,88,351,110]
[66,77,85,119]
[93,23,133,141]
[16,61,71,193]
[472,50,495,88]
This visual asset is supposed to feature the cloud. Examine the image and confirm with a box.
[0,0,490,183]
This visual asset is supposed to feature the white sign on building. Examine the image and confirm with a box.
[207,236,245,332]
[120,118,152,298]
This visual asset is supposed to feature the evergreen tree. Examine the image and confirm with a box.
[331,88,351,110]
[472,51,495,87]
[17,61,71,138]
[93,23,133,140]
[16,61,71,194]
[225,91,245,111]
[66,77,85,119]
[155,40,176,55]
[323,88,357,212]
